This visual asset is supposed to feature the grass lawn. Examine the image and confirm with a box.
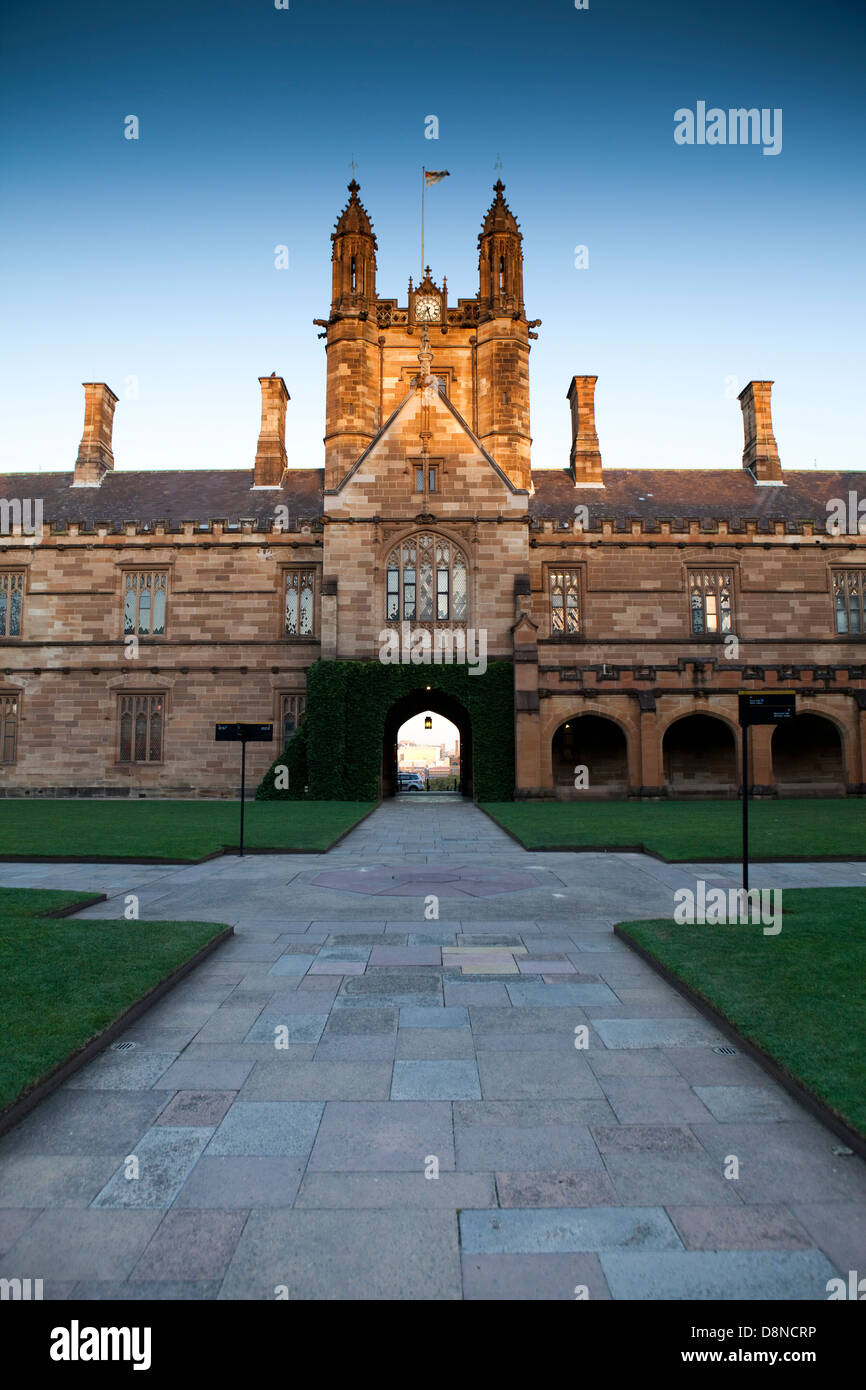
[0,887,229,1113]
[482,799,866,861]
[616,887,866,1138]
[0,799,375,862]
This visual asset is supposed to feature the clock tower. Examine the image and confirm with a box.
[317,180,536,492]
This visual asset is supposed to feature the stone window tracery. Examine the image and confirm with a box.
[833,570,865,635]
[386,534,467,624]
[549,570,581,635]
[285,569,315,637]
[0,573,24,639]
[0,693,18,763]
[689,570,733,635]
[123,572,167,637]
[118,694,164,763]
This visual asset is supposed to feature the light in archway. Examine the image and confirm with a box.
[424,715,433,730]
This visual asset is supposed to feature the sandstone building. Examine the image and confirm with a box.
[1,181,864,799]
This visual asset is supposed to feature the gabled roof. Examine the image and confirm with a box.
[327,383,529,495]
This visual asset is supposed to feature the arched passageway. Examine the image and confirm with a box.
[551,715,628,795]
[772,713,845,796]
[382,688,473,799]
[663,714,737,795]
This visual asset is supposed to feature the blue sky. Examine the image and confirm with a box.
[1,0,863,475]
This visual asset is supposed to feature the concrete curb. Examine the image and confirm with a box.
[0,923,234,1142]
[613,923,866,1162]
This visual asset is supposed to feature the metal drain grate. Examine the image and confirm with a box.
[713,1045,737,1055]
[111,1041,136,1052]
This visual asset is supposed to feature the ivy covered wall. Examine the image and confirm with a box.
[256,659,514,802]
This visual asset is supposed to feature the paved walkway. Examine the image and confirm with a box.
[0,798,864,1299]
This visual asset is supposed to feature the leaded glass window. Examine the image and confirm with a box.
[550,570,580,635]
[118,694,164,763]
[285,569,315,637]
[385,534,468,625]
[281,693,306,745]
[833,570,865,635]
[0,694,18,762]
[124,572,167,637]
[0,573,24,639]
[689,571,733,635]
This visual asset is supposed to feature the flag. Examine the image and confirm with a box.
[424,170,450,186]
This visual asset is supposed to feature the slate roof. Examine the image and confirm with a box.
[0,469,324,530]
[529,469,866,531]
[0,465,862,531]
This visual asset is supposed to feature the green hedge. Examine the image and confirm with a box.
[256,659,514,802]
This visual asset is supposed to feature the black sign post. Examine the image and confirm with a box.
[214,723,273,856]
[737,691,796,892]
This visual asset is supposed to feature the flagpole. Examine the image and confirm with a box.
[421,166,425,274]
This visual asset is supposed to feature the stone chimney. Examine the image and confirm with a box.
[567,375,603,486]
[738,380,782,483]
[73,382,118,485]
[253,374,289,487]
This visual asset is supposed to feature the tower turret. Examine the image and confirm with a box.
[319,182,381,487]
[474,182,532,489]
[330,179,378,314]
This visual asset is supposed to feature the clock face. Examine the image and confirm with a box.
[415,295,441,323]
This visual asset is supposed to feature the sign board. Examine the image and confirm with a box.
[215,723,273,743]
[738,691,796,727]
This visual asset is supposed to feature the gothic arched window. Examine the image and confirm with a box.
[386,534,467,624]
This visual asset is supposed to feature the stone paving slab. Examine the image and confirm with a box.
[0,1209,163,1281]
[240,1060,392,1101]
[308,1101,455,1172]
[0,1208,40,1254]
[0,1092,167,1157]
[71,1280,221,1300]
[459,1206,682,1254]
[462,1251,612,1299]
[205,1102,323,1161]
[172,1157,303,1209]
[218,1210,461,1300]
[391,1060,481,1100]
[666,1204,814,1251]
[0,1155,126,1208]
[599,1249,840,1300]
[1,798,863,1300]
[155,1091,236,1127]
[92,1128,213,1209]
[294,1172,496,1210]
[455,1123,604,1173]
[130,1210,248,1282]
[395,1029,475,1060]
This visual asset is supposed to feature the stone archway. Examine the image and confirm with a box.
[662,713,737,796]
[551,714,628,796]
[381,687,473,800]
[772,713,845,796]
